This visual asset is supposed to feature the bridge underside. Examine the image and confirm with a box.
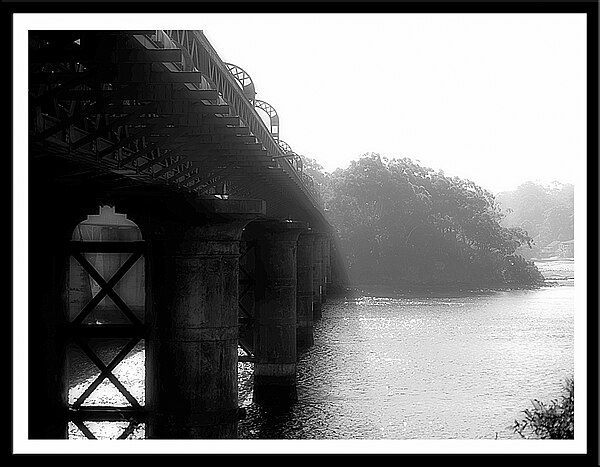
[27,29,341,440]
[29,29,329,231]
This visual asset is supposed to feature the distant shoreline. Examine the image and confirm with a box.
[533,258,574,282]
[532,257,574,263]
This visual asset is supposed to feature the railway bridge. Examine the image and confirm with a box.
[27,30,345,439]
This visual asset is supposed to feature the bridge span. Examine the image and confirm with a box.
[28,30,344,439]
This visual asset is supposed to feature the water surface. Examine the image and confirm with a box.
[68,261,575,440]
[238,262,574,440]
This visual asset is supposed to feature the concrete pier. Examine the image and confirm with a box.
[296,231,315,350]
[27,174,101,439]
[28,222,72,439]
[310,232,326,320]
[246,220,306,406]
[145,199,264,438]
[322,234,331,302]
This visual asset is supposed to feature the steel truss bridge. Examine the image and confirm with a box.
[30,29,328,230]
[28,29,340,440]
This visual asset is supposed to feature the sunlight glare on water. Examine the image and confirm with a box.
[68,342,146,439]
[239,277,574,440]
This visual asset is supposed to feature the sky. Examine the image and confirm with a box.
[198,13,587,194]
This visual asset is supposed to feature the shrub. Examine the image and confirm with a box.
[513,377,574,439]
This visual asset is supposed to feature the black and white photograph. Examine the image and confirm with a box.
[11,3,596,459]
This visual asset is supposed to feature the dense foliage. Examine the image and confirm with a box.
[513,377,574,439]
[307,153,543,288]
[496,182,574,259]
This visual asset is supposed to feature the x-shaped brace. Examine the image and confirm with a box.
[71,335,142,409]
[71,250,143,327]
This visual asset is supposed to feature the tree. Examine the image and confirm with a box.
[322,153,542,287]
[496,182,574,259]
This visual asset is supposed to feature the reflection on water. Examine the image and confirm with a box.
[68,262,575,440]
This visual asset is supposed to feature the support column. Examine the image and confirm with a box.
[238,239,256,355]
[320,234,331,303]
[28,221,72,438]
[145,199,264,439]
[296,231,314,350]
[311,233,325,320]
[27,180,95,439]
[323,235,331,302]
[246,220,306,406]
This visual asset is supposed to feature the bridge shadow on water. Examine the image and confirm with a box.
[237,345,330,440]
[238,403,299,440]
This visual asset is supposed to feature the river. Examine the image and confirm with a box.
[237,260,575,440]
[68,260,576,443]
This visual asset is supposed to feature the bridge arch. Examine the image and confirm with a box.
[277,139,303,173]
[225,62,256,103]
[254,99,280,141]
[69,205,145,325]
[277,139,294,155]
[67,205,146,439]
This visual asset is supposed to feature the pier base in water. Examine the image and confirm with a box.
[253,364,298,406]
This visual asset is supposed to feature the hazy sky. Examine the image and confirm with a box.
[199,13,587,194]
[17,13,587,195]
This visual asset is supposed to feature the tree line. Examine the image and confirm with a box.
[496,181,574,260]
[303,153,544,288]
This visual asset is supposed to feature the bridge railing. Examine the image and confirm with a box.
[154,30,321,205]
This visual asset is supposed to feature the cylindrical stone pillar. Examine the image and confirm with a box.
[324,235,331,297]
[319,234,330,303]
[246,220,306,406]
[238,239,256,354]
[145,200,264,439]
[310,233,325,320]
[296,231,314,350]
